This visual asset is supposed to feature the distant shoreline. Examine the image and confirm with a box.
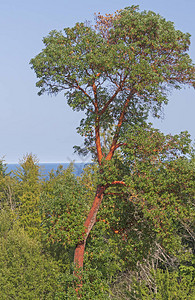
[6,162,90,177]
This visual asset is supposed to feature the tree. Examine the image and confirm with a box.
[0,159,16,211]
[14,154,43,238]
[30,5,195,275]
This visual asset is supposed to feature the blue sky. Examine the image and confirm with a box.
[1,0,194,163]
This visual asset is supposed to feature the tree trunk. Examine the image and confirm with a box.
[74,185,105,269]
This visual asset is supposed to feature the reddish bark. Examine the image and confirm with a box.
[74,185,106,269]
[73,180,127,272]
[73,86,134,287]
[74,240,86,270]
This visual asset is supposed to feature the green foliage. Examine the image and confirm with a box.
[78,125,194,297]
[0,208,63,299]
[64,268,109,299]
[40,165,89,267]
[118,124,195,255]
[0,149,194,298]
[131,267,195,299]
[0,160,7,206]
[0,159,16,210]
[110,265,195,300]
[28,5,195,297]
[0,159,6,177]
[85,194,154,276]
[77,163,99,207]
[30,6,194,158]
[14,154,43,238]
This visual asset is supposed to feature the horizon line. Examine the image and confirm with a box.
[6,161,91,164]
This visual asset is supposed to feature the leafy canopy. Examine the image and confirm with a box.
[30,6,194,159]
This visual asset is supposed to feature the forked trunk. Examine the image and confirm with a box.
[74,185,105,269]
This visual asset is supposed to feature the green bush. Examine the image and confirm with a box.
[0,209,63,299]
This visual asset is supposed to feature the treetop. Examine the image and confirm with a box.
[30,5,194,161]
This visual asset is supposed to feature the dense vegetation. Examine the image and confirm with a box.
[1,5,195,299]
[0,135,194,299]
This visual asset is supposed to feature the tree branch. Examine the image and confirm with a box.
[99,74,128,116]
[106,90,135,161]
[75,80,92,100]
[93,81,103,165]
[110,180,127,186]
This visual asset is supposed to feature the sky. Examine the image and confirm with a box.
[0,0,194,163]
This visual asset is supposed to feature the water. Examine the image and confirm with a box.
[6,163,88,178]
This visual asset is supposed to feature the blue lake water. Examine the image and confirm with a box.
[6,163,88,178]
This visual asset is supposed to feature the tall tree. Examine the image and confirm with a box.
[14,154,42,238]
[30,6,195,272]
